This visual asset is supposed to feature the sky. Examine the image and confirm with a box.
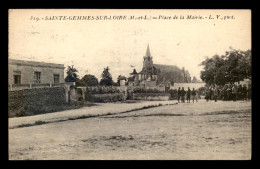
[9,9,251,82]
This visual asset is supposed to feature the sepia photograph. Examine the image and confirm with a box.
[8,9,251,160]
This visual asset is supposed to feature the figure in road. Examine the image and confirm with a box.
[232,84,237,101]
[242,84,248,101]
[177,87,181,103]
[181,87,186,103]
[191,88,197,103]
[186,87,191,103]
[205,87,210,102]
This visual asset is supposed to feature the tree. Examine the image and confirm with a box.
[200,49,251,86]
[100,66,113,86]
[78,74,99,86]
[65,65,79,82]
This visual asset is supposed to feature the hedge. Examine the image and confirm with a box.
[133,88,164,93]
[89,93,125,103]
[133,93,170,97]
[88,86,120,94]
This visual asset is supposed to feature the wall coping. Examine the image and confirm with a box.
[9,59,65,69]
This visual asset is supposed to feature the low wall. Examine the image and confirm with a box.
[133,93,170,101]
[8,87,74,118]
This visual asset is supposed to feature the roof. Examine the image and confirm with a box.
[153,64,181,73]
[9,59,64,69]
[127,76,135,81]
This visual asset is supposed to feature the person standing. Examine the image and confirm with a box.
[242,84,248,101]
[177,87,181,103]
[191,88,197,103]
[213,87,218,102]
[247,84,251,101]
[186,87,191,103]
[232,84,237,101]
[227,85,232,101]
[205,87,210,102]
[237,84,243,100]
[181,87,186,103]
[223,85,227,101]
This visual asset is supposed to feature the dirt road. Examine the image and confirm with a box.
[9,100,251,160]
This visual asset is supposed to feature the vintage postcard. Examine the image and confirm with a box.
[8,9,251,160]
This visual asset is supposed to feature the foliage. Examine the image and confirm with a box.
[65,65,79,82]
[100,66,113,86]
[77,74,99,86]
[88,86,120,94]
[88,93,125,103]
[200,49,251,86]
[133,87,164,93]
[168,89,178,100]
[133,93,169,97]
[197,87,206,96]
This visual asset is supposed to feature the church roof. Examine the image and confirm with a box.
[153,64,181,72]
[127,76,135,81]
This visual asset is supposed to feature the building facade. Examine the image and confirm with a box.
[8,59,65,87]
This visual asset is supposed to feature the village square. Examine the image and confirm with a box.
[8,9,251,160]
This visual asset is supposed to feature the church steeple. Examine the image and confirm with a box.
[146,44,151,57]
[143,44,153,68]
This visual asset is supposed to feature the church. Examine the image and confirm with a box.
[127,44,192,88]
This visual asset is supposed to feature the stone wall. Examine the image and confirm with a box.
[8,87,72,118]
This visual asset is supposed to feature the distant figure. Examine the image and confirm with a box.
[247,84,251,101]
[177,87,181,103]
[205,87,210,102]
[242,84,248,101]
[232,84,237,101]
[191,88,197,103]
[222,85,227,101]
[186,87,191,103]
[213,87,218,102]
[209,87,214,100]
[237,84,243,100]
[227,85,232,101]
[181,87,186,103]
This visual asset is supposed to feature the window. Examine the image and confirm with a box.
[54,74,59,84]
[13,71,21,84]
[13,75,21,84]
[34,72,41,83]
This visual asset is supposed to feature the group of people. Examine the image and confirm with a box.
[204,84,251,102]
[177,87,198,103]
[176,83,251,103]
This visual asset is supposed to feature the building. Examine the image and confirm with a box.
[134,44,160,87]
[8,59,65,90]
[129,44,192,88]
